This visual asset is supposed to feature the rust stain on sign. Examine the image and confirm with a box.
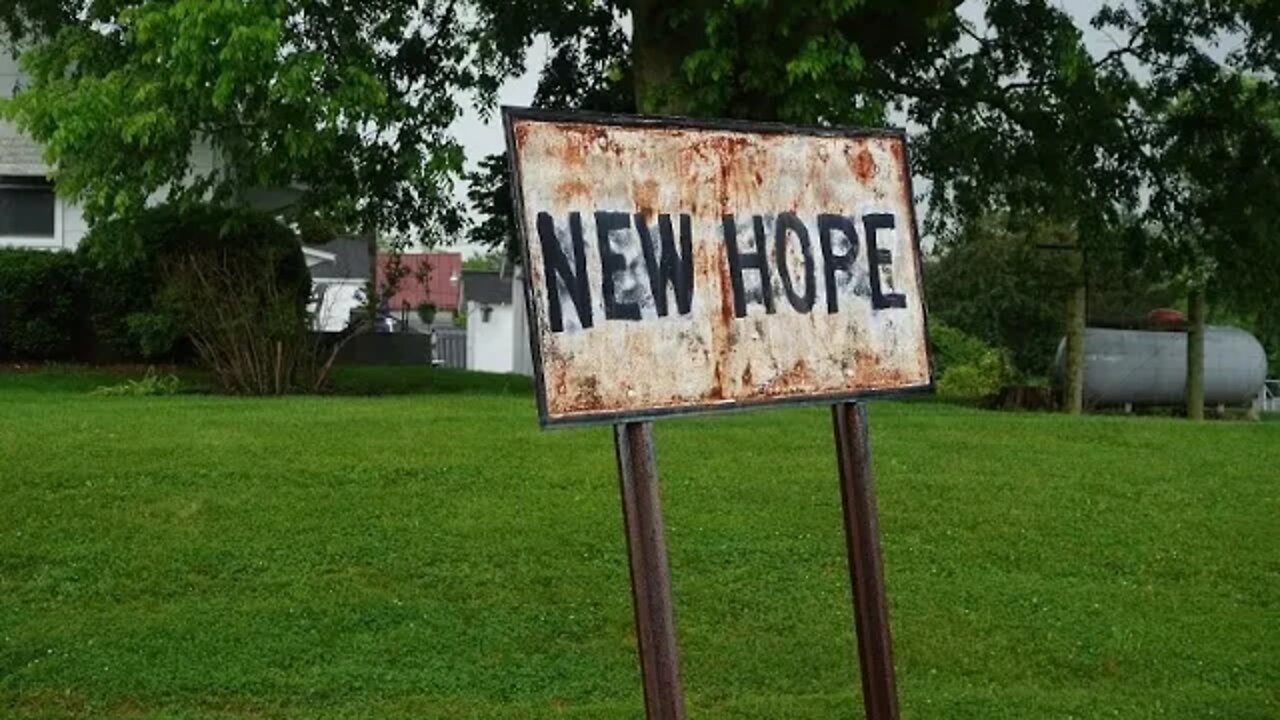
[504,109,932,426]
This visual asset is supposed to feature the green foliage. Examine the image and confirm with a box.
[936,356,1012,400]
[665,1,955,123]
[123,311,183,359]
[465,153,519,262]
[1138,75,1280,358]
[0,248,83,361]
[415,302,437,325]
[926,214,1182,376]
[1,1,473,242]
[148,206,315,394]
[908,2,1142,250]
[90,367,182,397]
[462,251,505,271]
[926,216,1071,375]
[78,215,177,361]
[930,321,1016,399]
[79,202,323,392]
[929,322,997,378]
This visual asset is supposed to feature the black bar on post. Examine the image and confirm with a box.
[832,402,900,720]
[614,421,686,720]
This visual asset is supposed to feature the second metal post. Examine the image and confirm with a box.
[832,402,901,720]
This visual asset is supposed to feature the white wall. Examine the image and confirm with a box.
[466,301,516,374]
[310,280,365,332]
[510,270,533,376]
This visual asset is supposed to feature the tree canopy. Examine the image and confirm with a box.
[1,0,484,242]
[6,0,1279,381]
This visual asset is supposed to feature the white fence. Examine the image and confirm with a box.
[1263,380,1279,413]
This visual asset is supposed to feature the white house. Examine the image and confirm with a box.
[463,267,532,375]
[1,49,87,250]
[2,46,223,251]
[304,237,373,332]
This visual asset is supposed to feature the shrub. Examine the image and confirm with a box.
[78,211,183,361]
[937,355,1012,399]
[149,206,316,394]
[0,248,85,361]
[78,204,338,393]
[124,311,183,359]
[930,322,1017,400]
[416,302,437,325]
[930,322,997,377]
[90,368,183,397]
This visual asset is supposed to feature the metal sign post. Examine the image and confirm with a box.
[834,402,900,720]
[614,421,686,720]
[503,108,930,719]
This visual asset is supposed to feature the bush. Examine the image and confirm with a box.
[78,211,184,361]
[937,355,1012,399]
[1,206,325,385]
[416,302,437,325]
[930,322,1017,400]
[148,206,315,394]
[0,249,85,361]
[78,204,331,393]
[90,368,183,397]
[931,322,999,377]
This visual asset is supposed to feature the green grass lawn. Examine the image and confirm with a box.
[1,367,1277,719]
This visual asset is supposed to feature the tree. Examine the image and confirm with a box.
[899,1,1280,415]
[900,1,1146,413]
[1097,1,1280,418]
[469,1,1279,417]
[1156,82,1280,418]
[927,215,1078,377]
[1,0,477,243]
[462,249,507,271]
[464,0,632,263]
[0,1,77,45]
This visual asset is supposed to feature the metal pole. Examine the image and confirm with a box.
[832,402,900,720]
[614,421,686,720]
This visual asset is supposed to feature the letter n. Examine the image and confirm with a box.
[537,211,593,331]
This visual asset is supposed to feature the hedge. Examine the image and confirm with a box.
[0,205,307,365]
[0,248,86,361]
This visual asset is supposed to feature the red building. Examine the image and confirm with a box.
[376,252,463,322]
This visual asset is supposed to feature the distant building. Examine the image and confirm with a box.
[462,268,532,375]
[2,45,285,251]
[4,48,100,249]
[376,252,463,331]
[304,237,373,332]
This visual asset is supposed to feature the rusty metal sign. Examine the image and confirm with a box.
[504,108,933,426]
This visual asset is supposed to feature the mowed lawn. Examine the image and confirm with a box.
[1,369,1277,719]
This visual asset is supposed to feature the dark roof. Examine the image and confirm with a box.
[307,237,372,280]
[462,270,513,306]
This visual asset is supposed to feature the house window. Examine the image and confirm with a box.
[0,176,56,238]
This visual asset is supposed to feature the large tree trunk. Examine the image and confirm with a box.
[631,0,708,115]
[1063,280,1086,414]
[1185,287,1206,420]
